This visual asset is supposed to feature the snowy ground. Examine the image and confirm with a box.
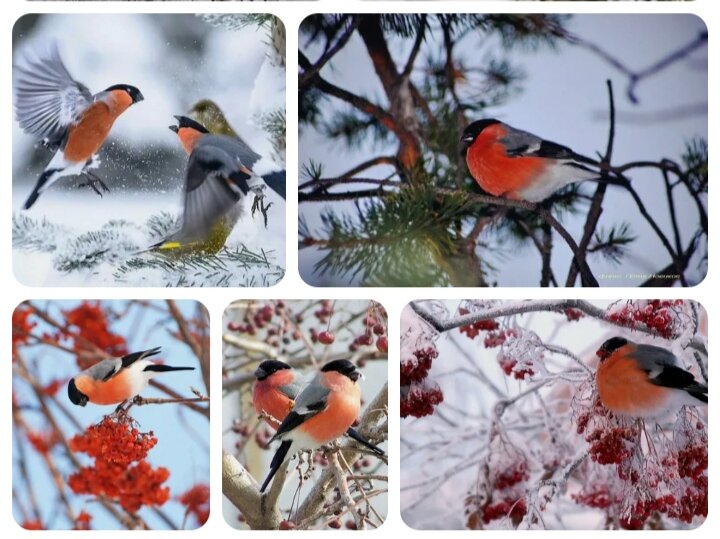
[12,189,285,287]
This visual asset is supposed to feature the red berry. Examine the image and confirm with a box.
[279,520,296,530]
[318,331,335,345]
[376,336,388,353]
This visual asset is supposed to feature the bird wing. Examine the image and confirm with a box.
[500,126,598,168]
[120,347,162,369]
[277,379,302,401]
[82,357,123,383]
[201,134,262,170]
[632,344,707,394]
[172,144,245,243]
[13,43,92,149]
[271,376,331,440]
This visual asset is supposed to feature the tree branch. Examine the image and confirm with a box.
[294,383,388,525]
[222,452,282,530]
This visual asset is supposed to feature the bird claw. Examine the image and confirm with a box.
[78,172,110,196]
[251,193,273,228]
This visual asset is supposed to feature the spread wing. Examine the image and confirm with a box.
[13,43,92,149]
[202,134,261,171]
[171,144,249,243]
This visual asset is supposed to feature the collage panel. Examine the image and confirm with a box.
[12,13,286,287]
[401,299,707,530]
[12,299,210,530]
[298,13,707,287]
[222,299,388,530]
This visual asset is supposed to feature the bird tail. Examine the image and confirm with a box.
[23,168,60,209]
[261,170,286,200]
[346,427,385,456]
[686,383,708,404]
[143,364,195,373]
[260,440,292,493]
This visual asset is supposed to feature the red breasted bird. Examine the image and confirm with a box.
[596,337,707,418]
[252,359,385,455]
[152,116,286,253]
[460,119,604,202]
[252,360,302,429]
[67,347,194,406]
[259,359,369,493]
[13,44,143,209]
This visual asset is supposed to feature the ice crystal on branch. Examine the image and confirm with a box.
[401,307,443,418]
[605,300,687,339]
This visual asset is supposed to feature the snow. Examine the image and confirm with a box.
[12,14,286,286]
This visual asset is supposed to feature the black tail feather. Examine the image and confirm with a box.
[23,169,57,209]
[688,390,707,404]
[262,170,286,200]
[260,440,292,493]
[346,427,385,456]
[143,364,195,373]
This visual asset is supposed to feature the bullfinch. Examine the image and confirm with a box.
[13,43,143,209]
[67,347,194,407]
[596,337,707,418]
[460,119,605,202]
[151,116,286,254]
[259,359,369,493]
[252,359,385,453]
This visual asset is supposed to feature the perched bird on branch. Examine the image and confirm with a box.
[252,359,384,453]
[67,347,194,407]
[13,43,143,209]
[595,336,707,418]
[460,119,617,202]
[150,116,286,254]
[259,359,378,493]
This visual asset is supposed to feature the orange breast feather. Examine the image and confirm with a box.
[597,349,668,415]
[299,372,360,443]
[74,370,133,405]
[64,102,118,163]
[466,123,547,198]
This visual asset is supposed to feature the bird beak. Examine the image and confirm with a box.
[169,125,179,133]
[135,91,145,103]
[461,134,474,144]
[254,367,266,379]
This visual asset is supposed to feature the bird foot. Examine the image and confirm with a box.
[251,192,273,228]
[78,172,110,196]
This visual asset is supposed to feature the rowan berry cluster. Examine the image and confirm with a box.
[605,300,684,338]
[400,346,443,418]
[67,416,170,513]
[178,484,210,526]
